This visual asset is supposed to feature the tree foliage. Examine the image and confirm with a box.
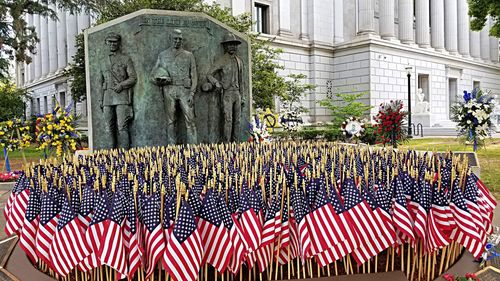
[0,0,95,80]
[0,81,26,121]
[65,0,288,110]
[279,74,315,114]
[469,0,500,37]
[319,92,372,128]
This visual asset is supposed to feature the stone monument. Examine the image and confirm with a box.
[85,10,251,150]
[413,88,431,127]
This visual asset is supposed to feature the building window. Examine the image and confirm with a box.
[36,98,41,115]
[448,78,458,118]
[59,92,66,108]
[44,96,48,114]
[254,3,269,34]
[473,80,480,90]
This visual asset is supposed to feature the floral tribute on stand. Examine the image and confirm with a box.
[451,89,496,151]
[373,100,408,148]
[0,118,32,152]
[248,114,270,143]
[341,116,366,140]
[35,103,81,158]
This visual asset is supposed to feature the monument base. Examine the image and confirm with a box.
[412,113,431,127]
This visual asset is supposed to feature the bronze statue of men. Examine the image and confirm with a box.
[151,29,198,144]
[99,33,137,149]
[207,33,245,142]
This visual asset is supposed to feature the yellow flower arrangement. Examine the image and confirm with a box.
[0,118,32,151]
[36,103,81,157]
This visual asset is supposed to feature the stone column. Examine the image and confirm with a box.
[57,7,67,70]
[431,0,445,51]
[25,14,32,83]
[278,0,292,36]
[470,30,481,59]
[40,16,49,76]
[357,0,375,35]
[457,0,470,56]
[444,0,458,54]
[77,13,90,32]
[480,22,490,60]
[333,0,344,43]
[231,0,245,16]
[66,12,78,64]
[300,0,310,40]
[33,14,42,80]
[415,0,430,47]
[379,0,395,39]
[398,0,414,44]
[48,4,58,74]
[490,36,499,62]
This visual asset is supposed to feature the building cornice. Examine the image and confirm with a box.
[22,70,68,90]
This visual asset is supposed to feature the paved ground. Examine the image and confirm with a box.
[0,189,11,241]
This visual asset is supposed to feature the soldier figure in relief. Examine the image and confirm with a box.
[207,33,245,143]
[151,29,198,144]
[99,33,137,149]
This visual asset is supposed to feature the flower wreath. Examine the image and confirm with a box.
[341,117,366,138]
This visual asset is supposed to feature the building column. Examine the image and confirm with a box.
[357,0,375,35]
[40,16,49,76]
[33,14,42,80]
[278,0,292,36]
[431,0,445,51]
[490,36,499,62]
[77,13,90,33]
[379,0,395,39]
[300,0,310,40]
[415,0,430,47]
[398,0,414,44]
[444,0,458,54]
[480,22,490,61]
[66,12,78,64]
[25,14,32,83]
[470,31,481,59]
[457,0,470,56]
[48,4,58,74]
[57,7,67,70]
[231,0,245,16]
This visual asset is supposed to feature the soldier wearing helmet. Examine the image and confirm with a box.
[99,32,137,149]
[207,33,245,142]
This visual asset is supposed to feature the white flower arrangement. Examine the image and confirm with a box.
[341,117,366,139]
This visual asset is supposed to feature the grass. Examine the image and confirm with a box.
[0,146,43,171]
[400,138,500,197]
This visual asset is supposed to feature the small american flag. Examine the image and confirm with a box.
[290,187,312,260]
[36,190,60,270]
[164,199,203,281]
[142,193,165,280]
[4,176,30,236]
[19,187,41,264]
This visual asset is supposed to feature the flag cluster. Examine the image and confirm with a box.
[4,141,496,280]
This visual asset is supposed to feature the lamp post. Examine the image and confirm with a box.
[405,66,413,137]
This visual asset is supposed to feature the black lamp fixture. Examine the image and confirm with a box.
[405,66,413,137]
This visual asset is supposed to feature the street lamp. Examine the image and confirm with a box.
[405,66,413,137]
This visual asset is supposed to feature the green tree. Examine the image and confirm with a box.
[0,0,94,80]
[279,74,315,113]
[319,92,372,128]
[469,0,500,37]
[65,0,287,110]
[0,82,27,121]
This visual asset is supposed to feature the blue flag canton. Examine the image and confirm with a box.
[40,192,59,225]
[420,181,432,211]
[290,188,309,223]
[393,176,408,207]
[57,197,77,231]
[312,179,330,211]
[80,186,95,218]
[227,186,239,215]
[200,190,221,226]
[12,172,27,194]
[375,186,391,214]
[25,188,41,221]
[218,195,233,229]
[341,178,363,210]
[329,188,345,214]
[91,193,111,226]
[464,175,478,203]
[174,201,197,243]
[70,188,80,215]
[361,183,378,210]
[450,179,468,212]
[431,182,449,207]
[265,191,282,222]
[188,189,202,217]
[110,192,125,224]
[142,193,161,233]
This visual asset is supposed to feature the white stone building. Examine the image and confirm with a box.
[16,0,500,133]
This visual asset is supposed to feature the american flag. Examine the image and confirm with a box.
[100,192,128,278]
[19,187,41,264]
[49,196,90,276]
[426,183,450,253]
[164,199,203,281]
[342,178,394,265]
[4,172,26,221]
[4,176,30,236]
[307,178,346,256]
[142,193,165,280]
[290,187,312,261]
[35,190,60,270]
[430,182,455,236]
[392,176,415,243]
[78,185,94,228]
[225,188,247,275]
[123,190,142,279]
[82,192,110,272]
[198,190,232,273]
[275,194,291,265]
[413,180,432,241]
[461,174,487,257]
[256,190,281,273]
[239,186,262,252]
